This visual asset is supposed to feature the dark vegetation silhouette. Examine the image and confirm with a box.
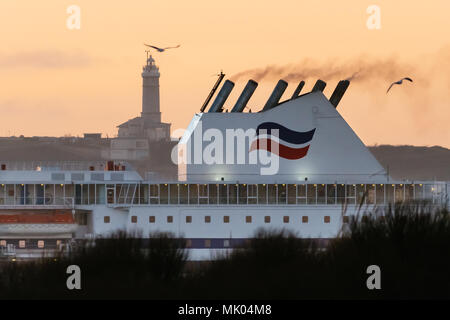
[0,203,449,299]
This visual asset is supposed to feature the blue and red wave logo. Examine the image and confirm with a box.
[249,122,316,160]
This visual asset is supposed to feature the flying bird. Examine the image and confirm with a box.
[144,44,180,52]
[386,77,413,93]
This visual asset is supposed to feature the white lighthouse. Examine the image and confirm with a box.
[141,55,162,122]
[110,54,172,161]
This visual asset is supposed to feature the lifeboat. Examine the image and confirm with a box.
[0,211,77,237]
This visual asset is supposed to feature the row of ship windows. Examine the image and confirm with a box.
[103,215,342,224]
[0,183,443,206]
[0,240,63,249]
[0,239,276,249]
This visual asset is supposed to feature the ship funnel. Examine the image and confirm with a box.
[231,80,258,112]
[329,80,350,108]
[311,79,327,92]
[291,80,305,99]
[208,80,235,112]
[262,80,288,111]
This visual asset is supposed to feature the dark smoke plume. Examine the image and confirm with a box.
[229,56,417,84]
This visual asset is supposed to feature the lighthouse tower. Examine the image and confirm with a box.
[111,54,172,161]
[141,55,161,122]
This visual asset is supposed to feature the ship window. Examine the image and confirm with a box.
[180,184,188,204]
[223,239,230,248]
[278,184,287,204]
[131,216,137,223]
[327,184,336,204]
[302,216,308,223]
[205,239,211,248]
[268,184,277,204]
[223,216,230,223]
[95,184,105,205]
[324,216,331,223]
[376,184,385,204]
[19,240,26,248]
[204,216,211,223]
[104,216,110,223]
[238,184,247,204]
[414,184,424,200]
[283,216,289,223]
[247,184,257,204]
[317,184,326,204]
[199,184,208,204]
[257,184,267,204]
[264,216,271,223]
[138,184,148,204]
[307,184,317,204]
[395,184,404,203]
[149,216,155,223]
[186,239,192,248]
[167,216,173,223]
[386,184,395,204]
[186,216,192,223]
[159,184,168,204]
[189,184,198,205]
[405,184,414,201]
[343,216,349,223]
[219,184,227,204]
[287,184,296,204]
[245,216,252,223]
[169,184,179,205]
[228,184,238,204]
[88,184,96,205]
[297,184,307,204]
[337,184,346,204]
[208,184,218,204]
[366,184,375,204]
[38,240,44,249]
[346,185,356,204]
[356,184,365,205]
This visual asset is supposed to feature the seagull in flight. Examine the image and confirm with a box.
[386,77,413,93]
[144,44,180,52]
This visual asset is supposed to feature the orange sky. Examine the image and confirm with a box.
[0,0,449,147]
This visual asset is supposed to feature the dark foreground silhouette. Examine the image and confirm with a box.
[0,203,449,299]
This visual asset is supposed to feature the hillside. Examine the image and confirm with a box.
[369,145,450,181]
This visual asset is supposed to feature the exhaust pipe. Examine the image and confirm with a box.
[208,80,235,112]
[311,79,326,92]
[231,80,258,112]
[291,80,305,99]
[262,80,288,111]
[329,80,350,108]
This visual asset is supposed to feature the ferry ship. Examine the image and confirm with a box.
[0,56,448,260]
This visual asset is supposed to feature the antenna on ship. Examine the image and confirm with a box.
[200,71,225,112]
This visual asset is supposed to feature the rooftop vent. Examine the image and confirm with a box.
[262,80,288,111]
[231,79,258,112]
[208,80,235,113]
